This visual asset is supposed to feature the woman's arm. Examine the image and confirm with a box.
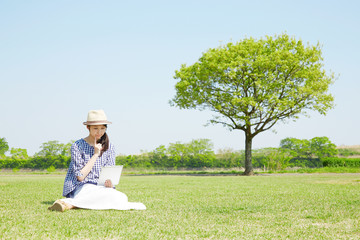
[76,153,99,182]
[76,138,103,182]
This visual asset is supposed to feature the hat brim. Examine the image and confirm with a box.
[83,121,112,125]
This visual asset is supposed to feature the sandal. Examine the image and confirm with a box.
[48,200,67,212]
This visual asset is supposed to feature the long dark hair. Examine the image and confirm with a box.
[97,125,109,157]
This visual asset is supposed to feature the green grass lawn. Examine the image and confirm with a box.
[0,173,359,239]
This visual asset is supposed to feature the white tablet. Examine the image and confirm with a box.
[98,165,123,186]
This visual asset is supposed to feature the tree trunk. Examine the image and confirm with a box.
[244,132,254,176]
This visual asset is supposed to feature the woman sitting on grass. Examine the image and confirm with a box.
[48,110,146,212]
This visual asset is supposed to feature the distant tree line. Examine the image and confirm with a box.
[0,138,72,170]
[0,137,359,170]
[115,137,347,170]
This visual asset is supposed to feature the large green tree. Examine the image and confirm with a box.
[170,33,335,175]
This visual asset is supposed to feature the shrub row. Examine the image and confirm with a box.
[322,157,360,167]
[289,158,323,168]
[115,155,227,169]
[0,156,71,169]
[115,154,325,170]
[1,155,358,170]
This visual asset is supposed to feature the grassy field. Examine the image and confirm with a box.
[0,173,360,239]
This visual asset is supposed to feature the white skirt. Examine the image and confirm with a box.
[61,184,146,210]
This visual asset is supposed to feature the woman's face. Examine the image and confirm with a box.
[88,125,107,140]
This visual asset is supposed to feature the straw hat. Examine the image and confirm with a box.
[83,110,112,125]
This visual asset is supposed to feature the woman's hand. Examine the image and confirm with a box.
[104,179,113,188]
[94,137,103,156]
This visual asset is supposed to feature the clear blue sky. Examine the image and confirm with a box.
[1,0,359,156]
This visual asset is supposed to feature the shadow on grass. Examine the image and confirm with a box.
[42,200,55,205]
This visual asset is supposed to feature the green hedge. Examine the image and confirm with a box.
[1,155,359,170]
[289,158,323,168]
[322,157,360,167]
[0,156,71,169]
[115,154,223,169]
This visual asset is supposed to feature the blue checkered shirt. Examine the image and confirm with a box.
[62,138,116,197]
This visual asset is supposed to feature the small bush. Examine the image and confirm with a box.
[47,166,56,173]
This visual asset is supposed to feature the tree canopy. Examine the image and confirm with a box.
[10,148,28,159]
[35,140,73,157]
[280,136,337,159]
[0,138,9,157]
[170,33,335,175]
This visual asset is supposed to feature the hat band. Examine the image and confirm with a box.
[85,120,111,124]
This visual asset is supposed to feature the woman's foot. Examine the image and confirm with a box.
[48,200,72,212]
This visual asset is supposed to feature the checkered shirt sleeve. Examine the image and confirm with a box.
[62,139,116,197]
